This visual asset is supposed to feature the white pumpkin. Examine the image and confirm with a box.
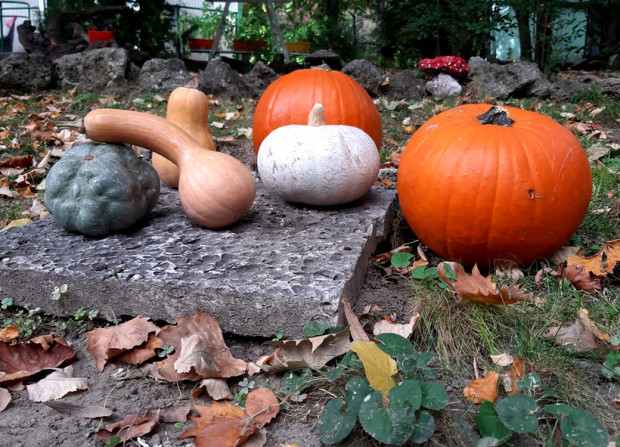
[257,103,381,206]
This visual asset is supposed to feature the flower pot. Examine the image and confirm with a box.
[189,38,214,50]
[233,39,267,52]
[88,30,114,43]
[285,42,310,53]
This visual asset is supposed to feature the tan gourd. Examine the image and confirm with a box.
[84,109,255,229]
[153,87,216,188]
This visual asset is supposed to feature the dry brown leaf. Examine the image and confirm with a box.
[0,326,19,342]
[26,366,88,402]
[505,356,525,395]
[192,378,232,401]
[490,353,514,367]
[567,239,620,276]
[438,263,533,304]
[260,327,350,372]
[114,333,164,365]
[95,410,160,443]
[342,298,370,342]
[0,387,10,412]
[179,402,259,447]
[156,310,246,382]
[373,313,419,338]
[464,371,499,403]
[0,336,77,384]
[243,429,268,447]
[577,308,611,344]
[44,401,113,419]
[160,405,192,423]
[244,388,280,427]
[371,244,413,263]
[174,333,222,375]
[543,314,600,352]
[85,317,159,372]
[561,265,602,293]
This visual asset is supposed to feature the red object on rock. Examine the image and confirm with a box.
[419,56,468,77]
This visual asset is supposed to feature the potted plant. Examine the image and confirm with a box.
[282,20,317,54]
[180,4,230,51]
[233,3,269,52]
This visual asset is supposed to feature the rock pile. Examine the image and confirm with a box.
[1,47,619,101]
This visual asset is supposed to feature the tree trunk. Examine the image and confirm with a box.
[513,6,533,61]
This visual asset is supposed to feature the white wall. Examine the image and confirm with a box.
[1,0,41,52]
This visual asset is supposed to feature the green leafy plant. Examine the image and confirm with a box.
[477,373,609,446]
[50,283,68,301]
[317,334,447,445]
[303,321,329,337]
[1,297,13,310]
[159,343,174,358]
[234,377,255,408]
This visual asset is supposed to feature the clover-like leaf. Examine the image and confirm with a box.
[496,395,538,433]
[391,252,414,267]
[358,380,422,444]
[376,333,437,378]
[516,372,541,392]
[560,409,608,447]
[477,401,512,443]
[420,381,448,411]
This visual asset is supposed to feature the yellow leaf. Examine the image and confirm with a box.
[1,218,32,232]
[351,341,397,395]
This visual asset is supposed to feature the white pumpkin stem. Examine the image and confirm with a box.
[308,104,326,127]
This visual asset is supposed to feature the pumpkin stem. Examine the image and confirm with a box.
[308,103,326,127]
[476,105,514,127]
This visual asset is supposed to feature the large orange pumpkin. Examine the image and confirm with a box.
[397,104,592,267]
[252,69,382,153]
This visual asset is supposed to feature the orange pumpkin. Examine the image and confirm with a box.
[252,69,382,153]
[397,104,592,267]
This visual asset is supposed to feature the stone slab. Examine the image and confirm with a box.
[0,180,397,337]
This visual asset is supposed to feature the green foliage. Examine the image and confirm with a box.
[476,374,609,446]
[1,297,14,310]
[303,321,329,337]
[318,334,447,445]
[50,284,68,301]
[234,377,255,408]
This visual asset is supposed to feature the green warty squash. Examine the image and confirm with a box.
[44,142,160,236]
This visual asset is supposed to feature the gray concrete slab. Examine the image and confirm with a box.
[0,179,397,337]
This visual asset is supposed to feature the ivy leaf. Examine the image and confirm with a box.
[317,378,372,445]
[376,333,437,378]
[560,409,608,447]
[317,398,356,444]
[302,321,329,337]
[516,372,542,392]
[477,400,512,443]
[477,437,504,447]
[420,381,448,410]
[326,365,345,382]
[358,380,422,445]
[409,410,436,444]
[543,403,573,417]
[391,252,414,267]
[496,395,538,433]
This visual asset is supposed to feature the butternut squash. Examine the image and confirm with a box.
[83,109,255,228]
[153,87,216,188]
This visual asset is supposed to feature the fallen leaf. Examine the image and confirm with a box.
[350,341,397,395]
[0,336,77,384]
[260,327,350,372]
[179,402,258,447]
[438,263,533,304]
[548,246,582,265]
[0,387,10,412]
[342,299,370,342]
[174,333,222,375]
[577,308,611,344]
[373,313,419,338]
[244,388,279,427]
[1,218,32,232]
[44,401,113,418]
[211,121,225,129]
[464,371,499,403]
[490,353,514,367]
[586,142,611,163]
[95,410,160,443]
[505,356,525,395]
[85,317,159,372]
[390,150,402,167]
[160,405,192,423]
[243,429,268,447]
[26,365,88,402]
[192,378,232,400]
[156,310,246,381]
[494,267,524,282]
[0,326,19,342]
[114,333,164,365]
[567,239,620,276]
[561,265,602,292]
[543,310,601,352]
